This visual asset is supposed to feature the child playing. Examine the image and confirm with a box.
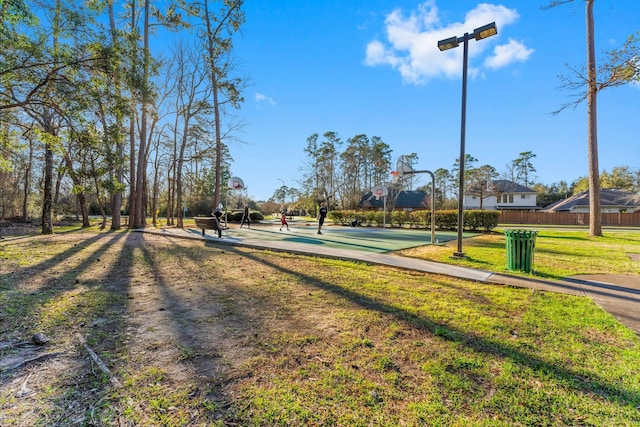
[279,211,289,231]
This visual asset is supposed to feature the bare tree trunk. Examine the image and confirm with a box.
[586,0,602,236]
[41,0,62,235]
[53,160,64,205]
[108,0,123,231]
[204,0,223,211]
[77,192,90,227]
[151,136,161,227]
[167,175,174,226]
[132,0,150,229]
[127,0,138,229]
[22,139,33,221]
[176,156,184,228]
[202,0,243,211]
[128,111,136,228]
[167,114,179,226]
[141,169,148,223]
[90,163,108,229]
[63,151,90,228]
[111,143,123,229]
[42,142,54,234]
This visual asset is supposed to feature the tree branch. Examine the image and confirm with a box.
[77,334,122,388]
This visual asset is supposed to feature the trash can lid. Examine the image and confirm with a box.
[504,229,538,237]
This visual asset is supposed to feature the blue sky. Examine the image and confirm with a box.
[227,0,639,201]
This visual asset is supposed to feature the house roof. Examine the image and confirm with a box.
[359,190,429,209]
[466,179,535,195]
[491,179,536,193]
[543,188,640,212]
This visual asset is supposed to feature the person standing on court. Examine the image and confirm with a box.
[240,204,251,228]
[279,210,289,231]
[317,201,327,234]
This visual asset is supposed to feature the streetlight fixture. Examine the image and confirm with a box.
[438,22,497,258]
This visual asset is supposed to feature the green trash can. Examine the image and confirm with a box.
[505,229,538,273]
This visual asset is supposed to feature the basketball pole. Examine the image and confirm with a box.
[374,191,386,228]
[383,194,386,229]
[373,184,389,229]
[226,177,245,229]
[407,170,436,245]
[394,162,436,246]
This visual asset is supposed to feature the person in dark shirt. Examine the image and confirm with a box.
[317,202,327,235]
[240,205,250,229]
[213,208,223,226]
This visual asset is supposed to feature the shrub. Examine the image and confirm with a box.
[227,211,263,222]
[435,210,458,230]
[465,210,499,231]
[229,212,243,222]
[409,210,430,228]
[329,210,373,226]
[327,209,499,231]
[328,210,341,225]
[390,210,411,227]
[367,211,384,226]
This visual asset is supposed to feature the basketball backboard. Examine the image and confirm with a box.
[228,176,245,190]
[372,185,388,200]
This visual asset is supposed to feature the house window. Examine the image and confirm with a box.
[502,194,508,203]
[521,194,526,199]
[509,195,514,203]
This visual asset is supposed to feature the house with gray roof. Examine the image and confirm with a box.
[464,179,539,211]
[543,188,640,213]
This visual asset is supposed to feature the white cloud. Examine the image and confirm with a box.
[364,1,531,84]
[485,39,534,69]
[255,92,276,106]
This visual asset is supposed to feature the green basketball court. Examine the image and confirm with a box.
[211,220,469,253]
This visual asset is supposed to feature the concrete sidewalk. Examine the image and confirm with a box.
[141,226,640,336]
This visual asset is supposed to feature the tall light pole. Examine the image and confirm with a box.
[438,22,497,259]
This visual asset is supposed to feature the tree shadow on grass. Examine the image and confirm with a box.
[198,242,640,412]
[537,234,590,242]
[0,230,135,423]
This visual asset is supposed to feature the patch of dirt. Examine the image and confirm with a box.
[1,231,335,425]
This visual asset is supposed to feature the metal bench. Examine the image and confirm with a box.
[193,217,222,238]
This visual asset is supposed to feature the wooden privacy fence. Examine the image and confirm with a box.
[498,211,640,227]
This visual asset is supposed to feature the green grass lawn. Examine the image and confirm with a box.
[228,260,640,426]
[402,229,640,280]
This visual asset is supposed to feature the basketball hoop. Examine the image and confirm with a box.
[228,176,245,190]
[390,171,400,184]
[372,185,388,200]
